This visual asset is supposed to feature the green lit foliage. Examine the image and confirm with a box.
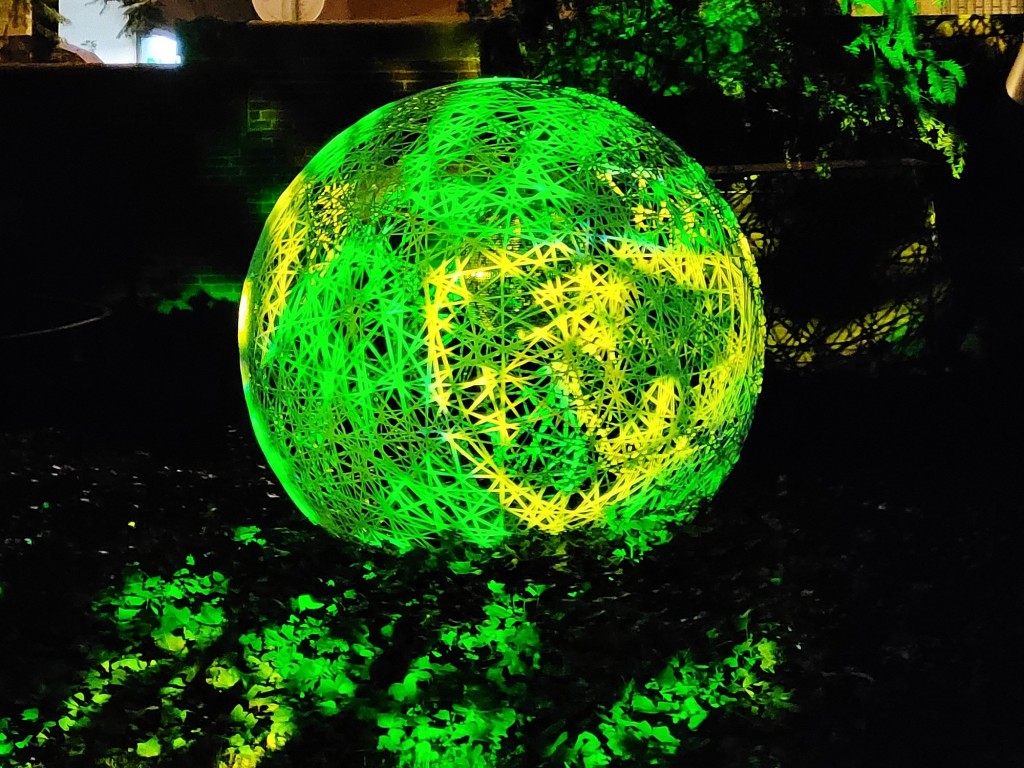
[0,562,232,765]
[464,0,966,176]
[600,637,790,759]
[511,0,789,100]
[241,78,764,554]
[839,1,965,176]
[101,565,231,654]
[156,273,243,315]
[556,635,791,766]
[843,1,963,106]
[374,580,543,767]
[0,559,375,767]
[0,549,793,767]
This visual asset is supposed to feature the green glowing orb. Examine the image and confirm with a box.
[239,78,764,552]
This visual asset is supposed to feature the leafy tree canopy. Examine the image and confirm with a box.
[463,0,967,175]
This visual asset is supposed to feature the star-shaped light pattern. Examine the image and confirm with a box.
[239,78,764,551]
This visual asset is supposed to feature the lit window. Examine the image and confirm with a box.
[138,32,181,65]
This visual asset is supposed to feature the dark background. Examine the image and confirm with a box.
[2,17,1024,767]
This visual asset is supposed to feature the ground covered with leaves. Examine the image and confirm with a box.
[1,302,1020,767]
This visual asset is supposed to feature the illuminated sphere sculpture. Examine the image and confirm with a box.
[239,78,764,552]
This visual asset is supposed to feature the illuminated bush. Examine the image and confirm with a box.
[239,78,764,552]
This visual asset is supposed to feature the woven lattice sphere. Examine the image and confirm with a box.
[239,78,764,552]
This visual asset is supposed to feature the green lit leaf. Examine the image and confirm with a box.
[524,583,549,598]
[735,609,751,632]
[683,697,708,730]
[21,708,39,723]
[153,632,186,653]
[318,699,340,716]
[655,663,679,688]
[544,730,569,757]
[377,728,405,752]
[207,664,242,690]
[233,525,265,545]
[756,638,778,672]
[116,607,141,623]
[114,656,150,672]
[439,627,457,646]
[386,681,406,702]
[651,724,678,745]
[161,605,193,632]
[292,594,325,612]
[197,603,225,626]
[388,669,430,703]
[631,694,657,714]
[230,704,256,728]
[376,713,405,729]
[568,731,609,766]
[136,737,162,758]
[414,740,437,764]
[316,672,356,701]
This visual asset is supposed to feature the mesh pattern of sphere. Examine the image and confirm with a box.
[239,78,764,552]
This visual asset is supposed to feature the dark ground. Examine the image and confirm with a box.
[1,295,1022,767]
